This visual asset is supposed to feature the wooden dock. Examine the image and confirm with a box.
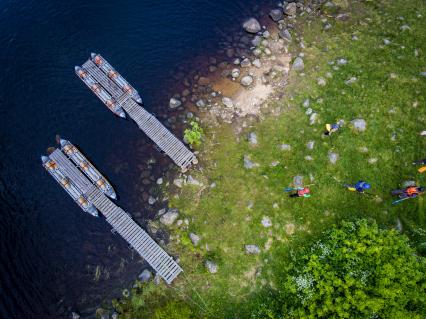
[49,148,183,284]
[79,57,197,170]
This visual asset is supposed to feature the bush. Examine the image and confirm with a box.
[184,121,203,146]
[278,220,426,318]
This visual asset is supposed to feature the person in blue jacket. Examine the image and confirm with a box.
[344,180,371,193]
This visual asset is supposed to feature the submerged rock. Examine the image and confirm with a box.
[279,29,292,42]
[269,9,283,22]
[205,260,218,273]
[72,312,80,319]
[242,18,261,33]
[245,244,261,254]
[160,208,179,225]
[138,269,152,282]
[169,97,182,109]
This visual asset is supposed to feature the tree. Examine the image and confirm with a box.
[279,220,426,318]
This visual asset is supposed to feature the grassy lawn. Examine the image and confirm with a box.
[114,0,426,317]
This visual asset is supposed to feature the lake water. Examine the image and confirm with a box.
[0,0,272,317]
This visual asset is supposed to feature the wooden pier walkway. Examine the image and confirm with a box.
[49,149,183,284]
[79,57,197,170]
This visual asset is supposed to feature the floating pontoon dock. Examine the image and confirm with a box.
[42,142,182,284]
[75,53,197,170]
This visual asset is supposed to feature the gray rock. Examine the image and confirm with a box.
[261,216,272,227]
[336,13,350,21]
[292,57,304,72]
[205,260,218,273]
[72,312,80,319]
[279,29,292,42]
[383,39,391,45]
[309,112,318,125]
[158,208,166,216]
[270,161,280,167]
[245,244,261,254]
[305,108,313,115]
[307,141,315,150]
[240,58,251,67]
[293,175,304,188]
[303,99,310,108]
[210,182,217,188]
[244,155,257,169]
[173,178,183,188]
[328,152,339,164]
[111,312,118,319]
[241,75,253,86]
[345,76,357,85]
[395,218,403,233]
[156,178,163,185]
[351,118,367,132]
[402,180,416,188]
[222,97,234,108]
[421,130,426,136]
[242,18,261,33]
[160,208,179,226]
[231,68,240,78]
[324,23,332,30]
[280,144,292,151]
[368,158,378,164]
[251,35,262,46]
[196,99,206,108]
[337,58,347,65]
[248,132,258,145]
[420,72,426,77]
[252,59,262,68]
[284,2,297,16]
[269,9,283,22]
[169,97,182,109]
[305,155,313,161]
[262,30,270,38]
[138,269,152,282]
[189,233,201,246]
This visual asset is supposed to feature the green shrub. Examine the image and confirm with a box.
[184,121,203,146]
[279,220,426,318]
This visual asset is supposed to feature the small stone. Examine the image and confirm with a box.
[305,108,313,115]
[270,161,280,167]
[251,35,262,46]
[285,223,295,235]
[317,77,327,86]
[303,99,310,108]
[263,30,270,38]
[307,141,315,150]
[72,312,80,319]
[189,233,201,246]
[273,203,279,209]
[160,208,179,226]
[337,58,347,65]
[293,175,303,188]
[384,39,391,45]
[345,76,357,85]
[245,244,261,254]
[420,72,426,77]
[248,132,258,145]
[244,155,257,169]
[279,29,292,42]
[138,269,152,282]
[222,97,234,108]
[173,178,183,188]
[309,113,318,125]
[148,196,156,205]
[241,75,253,86]
[336,13,350,21]
[358,146,369,153]
[280,144,292,151]
[247,200,254,209]
[196,99,206,108]
[253,48,262,56]
[187,175,203,186]
[111,312,118,319]
[169,97,181,109]
[261,216,272,227]
[269,9,283,22]
[420,131,426,136]
[368,158,378,164]
[210,182,216,188]
[351,118,367,132]
[158,208,166,216]
[305,155,313,161]
[231,68,240,78]
[324,23,332,30]
[292,57,304,72]
[328,152,339,164]
[252,59,262,68]
[395,218,403,233]
[284,2,297,16]
[242,18,261,33]
[205,260,218,273]
[400,25,410,31]
[240,58,251,67]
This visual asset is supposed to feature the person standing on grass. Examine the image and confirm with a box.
[287,187,311,198]
[344,180,371,193]
[391,185,425,199]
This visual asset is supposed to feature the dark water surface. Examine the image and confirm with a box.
[0,0,271,317]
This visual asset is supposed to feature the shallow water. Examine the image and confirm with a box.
[0,0,273,317]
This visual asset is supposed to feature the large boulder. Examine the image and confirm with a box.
[160,208,179,226]
[242,18,261,33]
[269,9,283,22]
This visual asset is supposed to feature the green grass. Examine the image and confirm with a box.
[114,0,426,317]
